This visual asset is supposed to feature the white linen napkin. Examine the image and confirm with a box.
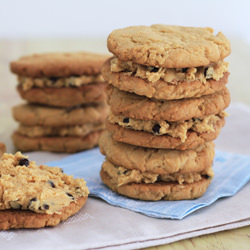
[0,103,249,250]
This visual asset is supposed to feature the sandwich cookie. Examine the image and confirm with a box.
[0,152,89,229]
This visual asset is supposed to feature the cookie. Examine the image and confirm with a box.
[0,143,6,158]
[0,196,87,229]
[12,130,103,153]
[99,131,215,174]
[0,152,89,229]
[107,25,231,68]
[106,117,224,150]
[100,160,213,201]
[17,82,106,107]
[106,85,230,122]
[10,52,109,77]
[108,111,226,142]
[12,103,108,127]
[102,57,229,100]
[17,123,105,137]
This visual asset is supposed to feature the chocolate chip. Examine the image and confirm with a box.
[150,67,159,73]
[18,158,29,167]
[60,168,64,173]
[49,77,58,84]
[42,204,50,210]
[152,124,161,134]
[28,198,37,208]
[66,192,74,200]
[203,174,211,179]
[123,117,130,123]
[48,180,55,188]
[204,67,208,77]
[182,68,188,73]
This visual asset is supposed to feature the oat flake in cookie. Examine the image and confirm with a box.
[0,152,89,229]
[100,24,231,201]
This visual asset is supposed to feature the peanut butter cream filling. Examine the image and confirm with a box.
[108,111,228,142]
[110,57,228,84]
[17,123,105,137]
[18,74,104,91]
[0,152,89,214]
[102,160,214,187]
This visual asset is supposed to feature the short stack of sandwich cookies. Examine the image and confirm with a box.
[99,25,231,200]
[10,52,109,153]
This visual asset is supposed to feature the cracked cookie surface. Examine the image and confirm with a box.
[11,52,110,77]
[99,131,215,174]
[107,25,231,68]
[106,85,230,122]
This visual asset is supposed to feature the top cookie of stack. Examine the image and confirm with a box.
[103,25,230,100]
[11,52,109,152]
[100,25,231,201]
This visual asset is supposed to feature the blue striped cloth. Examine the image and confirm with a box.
[47,148,250,219]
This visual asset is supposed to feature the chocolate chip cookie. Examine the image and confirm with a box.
[0,152,89,229]
[11,52,109,107]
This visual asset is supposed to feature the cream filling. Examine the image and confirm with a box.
[110,57,228,84]
[17,123,105,137]
[18,74,104,91]
[103,160,214,187]
[0,152,89,214]
[108,111,228,142]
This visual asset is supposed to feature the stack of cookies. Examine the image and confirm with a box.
[99,25,231,200]
[11,52,109,153]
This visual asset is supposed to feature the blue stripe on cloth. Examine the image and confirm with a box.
[46,148,250,219]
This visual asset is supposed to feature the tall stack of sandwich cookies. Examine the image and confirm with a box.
[99,25,231,200]
[10,52,109,153]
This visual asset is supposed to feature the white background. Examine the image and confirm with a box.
[0,0,249,43]
[0,0,249,105]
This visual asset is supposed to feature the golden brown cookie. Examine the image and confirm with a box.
[100,161,212,201]
[0,152,89,229]
[10,52,110,77]
[99,131,215,174]
[16,123,105,138]
[17,82,106,107]
[106,117,224,150]
[102,58,229,100]
[107,25,231,68]
[0,196,87,229]
[107,111,226,142]
[12,103,108,127]
[0,143,6,157]
[12,130,103,153]
[106,85,230,122]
